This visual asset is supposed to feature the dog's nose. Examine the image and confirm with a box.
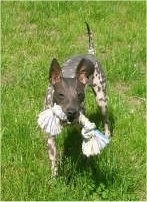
[67,109,77,121]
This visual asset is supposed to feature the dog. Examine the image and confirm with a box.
[44,22,110,176]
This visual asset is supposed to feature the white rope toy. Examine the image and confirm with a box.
[37,104,110,157]
[79,113,110,157]
[37,104,67,135]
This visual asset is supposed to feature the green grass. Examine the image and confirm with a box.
[1,1,146,201]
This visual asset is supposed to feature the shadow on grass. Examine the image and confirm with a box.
[58,109,115,188]
[88,108,115,136]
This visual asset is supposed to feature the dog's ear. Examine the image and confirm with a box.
[49,58,62,85]
[76,58,94,85]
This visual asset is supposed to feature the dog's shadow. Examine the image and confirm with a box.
[58,109,115,187]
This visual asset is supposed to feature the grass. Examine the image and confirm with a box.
[1,1,146,201]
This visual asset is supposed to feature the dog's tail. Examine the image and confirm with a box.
[85,22,95,55]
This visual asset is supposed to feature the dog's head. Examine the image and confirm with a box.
[49,58,94,122]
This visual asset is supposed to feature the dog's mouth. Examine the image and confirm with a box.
[66,116,78,124]
[61,117,78,125]
[66,112,80,124]
[61,108,80,124]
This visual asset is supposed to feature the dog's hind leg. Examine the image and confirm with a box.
[92,68,111,137]
[93,87,110,137]
[47,136,58,176]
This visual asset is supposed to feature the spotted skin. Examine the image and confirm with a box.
[44,86,54,110]
[47,137,57,176]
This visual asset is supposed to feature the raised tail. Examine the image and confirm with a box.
[85,22,95,55]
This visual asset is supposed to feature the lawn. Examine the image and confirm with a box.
[1,1,146,201]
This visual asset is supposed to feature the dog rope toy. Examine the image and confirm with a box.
[37,104,110,157]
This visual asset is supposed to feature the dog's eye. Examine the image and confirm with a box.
[58,93,65,99]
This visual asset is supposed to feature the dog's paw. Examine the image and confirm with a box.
[51,166,58,177]
[105,129,111,137]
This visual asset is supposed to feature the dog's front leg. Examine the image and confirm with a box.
[47,136,58,176]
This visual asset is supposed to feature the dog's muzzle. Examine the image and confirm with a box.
[66,109,79,122]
